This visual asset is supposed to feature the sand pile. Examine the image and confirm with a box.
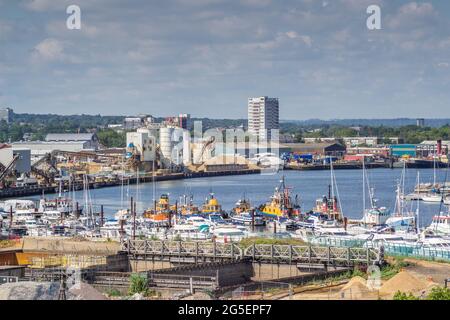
[379,271,434,297]
[339,276,373,299]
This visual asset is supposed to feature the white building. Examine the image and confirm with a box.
[11,141,95,163]
[342,137,379,147]
[126,130,156,162]
[248,96,279,141]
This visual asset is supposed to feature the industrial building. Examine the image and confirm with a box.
[342,137,379,147]
[126,129,156,163]
[0,107,13,123]
[346,146,390,158]
[12,134,99,163]
[304,137,339,144]
[390,144,417,158]
[417,140,450,157]
[280,143,346,157]
[123,117,144,130]
[0,145,31,174]
[45,133,100,150]
[248,96,279,141]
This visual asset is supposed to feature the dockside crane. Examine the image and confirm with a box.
[0,154,20,186]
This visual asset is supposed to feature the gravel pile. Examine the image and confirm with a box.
[0,281,107,300]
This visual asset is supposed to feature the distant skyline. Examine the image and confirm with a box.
[1,1,450,119]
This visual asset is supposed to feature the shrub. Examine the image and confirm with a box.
[426,287,450,300]
[393,291,419,300]
[128,273,148,296]
[106,289,122,297]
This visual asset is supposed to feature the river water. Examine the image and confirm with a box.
[22,168,449,228]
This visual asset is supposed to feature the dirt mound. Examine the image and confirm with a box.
[339,276,373,299]
[379,271,433,297]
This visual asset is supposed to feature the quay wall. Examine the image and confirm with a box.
[151,260,254,287]
[0,169,260,199]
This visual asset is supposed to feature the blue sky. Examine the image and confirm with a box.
[0,0,450,119]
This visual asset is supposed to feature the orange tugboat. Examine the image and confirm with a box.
[143,194,176,223]
[179,194,201,216]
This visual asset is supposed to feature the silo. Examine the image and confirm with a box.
[182,130,191,165]
[159,127,175,167]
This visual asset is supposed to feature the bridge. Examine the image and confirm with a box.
[121,240,383,266]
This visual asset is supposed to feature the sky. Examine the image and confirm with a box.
[0,0,450,119]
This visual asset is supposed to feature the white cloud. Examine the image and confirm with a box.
[387,2,437,29]
[31,38,65,62]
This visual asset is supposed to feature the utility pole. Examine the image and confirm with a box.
[58,274,67,300]
[131,197,136,240]
[100,205,104,228]
[9,207,13,237]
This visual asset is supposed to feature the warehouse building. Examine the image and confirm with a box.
[12,134,99,163]
[45,133,100,150]
[390,144,417,158]
[280,143,347,157]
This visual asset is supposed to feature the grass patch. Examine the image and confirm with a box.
[385,254,450,265]
[380,258,411,280]
[106,289,122,297]
[238,237,306,248]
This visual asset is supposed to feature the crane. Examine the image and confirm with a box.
[0,154,20,184]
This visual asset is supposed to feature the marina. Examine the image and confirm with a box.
[2,0,450,303]
[1,167,450,264]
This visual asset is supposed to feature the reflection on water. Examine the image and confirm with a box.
[21,168,449,228]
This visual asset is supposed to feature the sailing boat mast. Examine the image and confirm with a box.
[416,172,420,234]
[120,156,124,210]
[362,157,366,213]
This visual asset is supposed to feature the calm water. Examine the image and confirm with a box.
[22,168,449,228]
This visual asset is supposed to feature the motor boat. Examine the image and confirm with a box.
[167,224,211,241]
[212,225,247,243]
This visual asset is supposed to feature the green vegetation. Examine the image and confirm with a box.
[393,291,420,300]
[3,112,450,147]
[106,288,122,297]
[97,129,126,148]
[281,123,450,144]
[128,273,149,296]
[426,287,450,300]
[380,259,410,280]
[238,237,305,248]
[393,287,450,300]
